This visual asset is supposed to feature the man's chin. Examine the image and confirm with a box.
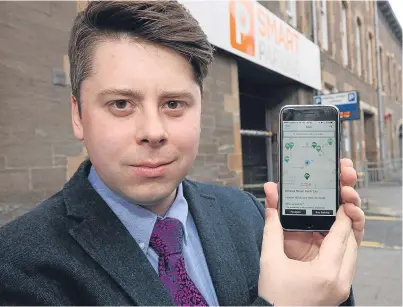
[121,183,178,205]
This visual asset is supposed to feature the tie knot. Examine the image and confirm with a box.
[150,217,183,256]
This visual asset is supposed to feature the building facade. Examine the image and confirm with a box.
[317,0,402,170]
[0,1,401,222]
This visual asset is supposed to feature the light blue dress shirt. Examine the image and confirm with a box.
[88,166,219,306]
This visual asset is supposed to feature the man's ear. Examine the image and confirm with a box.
[71,95,84,141]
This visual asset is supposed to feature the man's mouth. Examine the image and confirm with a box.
[130,161,174,177]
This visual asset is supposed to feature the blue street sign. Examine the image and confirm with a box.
[313,91,360,121]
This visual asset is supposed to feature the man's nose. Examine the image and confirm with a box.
[136,113,168,147]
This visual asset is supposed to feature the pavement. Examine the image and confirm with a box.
[358,183,402,217]
[354,247,402,306]
[354,183,402,306]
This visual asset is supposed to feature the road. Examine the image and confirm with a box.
[354,184,402,306]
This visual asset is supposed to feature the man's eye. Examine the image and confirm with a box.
[166,101,184,109]
[112,100,129,109]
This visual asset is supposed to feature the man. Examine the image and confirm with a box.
[0,1,364,306]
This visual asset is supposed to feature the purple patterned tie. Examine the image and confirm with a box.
[150,217,209,306]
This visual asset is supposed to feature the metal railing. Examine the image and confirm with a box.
[357,158,402,188]
[242,157,402,198]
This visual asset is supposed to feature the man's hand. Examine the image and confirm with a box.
[258,158,365,306]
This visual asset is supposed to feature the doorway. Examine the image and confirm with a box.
[237,59,298,200]
[364,111,377,162]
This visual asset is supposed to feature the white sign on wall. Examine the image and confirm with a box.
[179,0,322,90]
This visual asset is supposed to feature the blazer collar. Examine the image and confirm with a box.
[183,180,250,306]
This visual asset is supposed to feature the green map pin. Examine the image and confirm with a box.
[284,156,289,163]
[285,143,290,150]
[328,138,333,145]
[311,142,317,148]
[316,145,321,152]
[304,173,310,180]
[289,142,294,149]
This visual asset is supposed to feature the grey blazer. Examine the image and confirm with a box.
[0,160,354,306]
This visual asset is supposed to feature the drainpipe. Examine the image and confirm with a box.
[374,1,386,165]
[312,0,319,97]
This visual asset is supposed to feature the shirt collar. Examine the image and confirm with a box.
[88,166,189,254]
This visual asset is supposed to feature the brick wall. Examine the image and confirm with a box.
[187,52,243,187]
[0,2,82,217]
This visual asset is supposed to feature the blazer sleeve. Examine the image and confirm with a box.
[250,292,354,307]
[245,192,356,307]
[251,296,274,306]
[341,288,356,306]
[0,260,67,305]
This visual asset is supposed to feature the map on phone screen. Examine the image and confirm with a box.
[282,121,337,216]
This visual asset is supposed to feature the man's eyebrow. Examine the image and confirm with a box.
[96,88,196,101]
[96,88,144,100]
[159,90,195,100]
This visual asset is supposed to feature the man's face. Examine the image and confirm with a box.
[71,39,201,207]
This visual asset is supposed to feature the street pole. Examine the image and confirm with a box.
[374,1,386,165]
[311,0,318,98]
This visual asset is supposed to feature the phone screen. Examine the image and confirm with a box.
[281,120,337,217]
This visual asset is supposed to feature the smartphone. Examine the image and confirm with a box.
[279,105,340,232]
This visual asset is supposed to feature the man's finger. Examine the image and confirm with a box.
[318,206,352,268]
[262,208,285,261]
[341,158,353,168]
[340,166,357,188]
[341,186,361,208]
[343,203,365,246]
[264,182,278,210]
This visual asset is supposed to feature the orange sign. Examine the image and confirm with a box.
[229,0,300,57]
[229,0,255,56]
[340,111,351,119]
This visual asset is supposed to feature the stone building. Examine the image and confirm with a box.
[317,0,402,168]
[0,1,401,222]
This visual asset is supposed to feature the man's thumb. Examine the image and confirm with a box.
[262,208,285,260]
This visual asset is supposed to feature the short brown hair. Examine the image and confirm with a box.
[68,1,214,109]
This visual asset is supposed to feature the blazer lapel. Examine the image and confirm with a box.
[183,180,250,306]
[63,160,173,306]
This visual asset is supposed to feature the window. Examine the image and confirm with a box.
[320,0,328,50]
[341,2,349,66]
[355,18,362,76]
[379,47,384,91]
[392,61,397,100]
[286,0,297,28]
[387,56,392,95]
[323,83,334,94]
[399,68,402,101]
[395,65,399,101]
[367,34,373,84]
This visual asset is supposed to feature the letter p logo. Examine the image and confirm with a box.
[230,0,255,56]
